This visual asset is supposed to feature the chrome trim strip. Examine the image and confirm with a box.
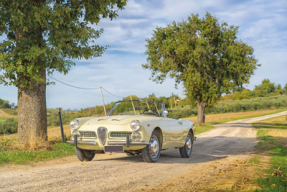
[166,140,186,143]
[108,141,150,145]
[67,140,97,145]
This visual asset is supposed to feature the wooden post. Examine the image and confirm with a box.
[99,86,107,116]
[58,108,65,143]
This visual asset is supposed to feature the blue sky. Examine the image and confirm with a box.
[0,0,286,109]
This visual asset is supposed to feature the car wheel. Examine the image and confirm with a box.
[142,130,161,163]
[179,132,193,158]
[75,146,95,161]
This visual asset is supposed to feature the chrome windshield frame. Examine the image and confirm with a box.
[108,100,165,117]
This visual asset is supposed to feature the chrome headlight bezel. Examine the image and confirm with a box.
[130,120,141,131]
[70,119,80,130]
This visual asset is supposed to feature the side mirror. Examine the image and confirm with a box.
[163,110,168,118]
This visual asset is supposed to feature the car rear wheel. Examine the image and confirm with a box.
[75,146,95,161]
[179,132,193,158]
[142,130,161,163]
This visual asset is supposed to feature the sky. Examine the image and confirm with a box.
[0,0,286,110]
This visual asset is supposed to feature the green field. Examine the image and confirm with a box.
[0,117,8,122]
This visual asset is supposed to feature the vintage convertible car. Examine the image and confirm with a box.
[67,100,196,162]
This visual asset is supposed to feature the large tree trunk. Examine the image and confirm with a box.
[197,103,207,124]
[17,70,47,147]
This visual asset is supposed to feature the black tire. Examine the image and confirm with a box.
[142,130,161,163]
[75,146,95,161]
[179,132,193,158]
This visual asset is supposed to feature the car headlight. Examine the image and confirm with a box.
[70,119,80,130]
[132,132,141,141]
[130,120,141,131]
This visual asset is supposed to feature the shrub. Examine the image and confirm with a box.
[3,109,18,115]
[0,118,18,134]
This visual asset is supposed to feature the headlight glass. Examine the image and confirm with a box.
[130,120,141,131]
[70,119,80,130]
[132,132,141,141]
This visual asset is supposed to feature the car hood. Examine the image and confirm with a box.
[87,115,142,126]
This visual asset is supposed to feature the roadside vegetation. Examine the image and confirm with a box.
[0,118,18,134]
[251,115,287,191]
[206,115,287,191]
[0,138,74,165]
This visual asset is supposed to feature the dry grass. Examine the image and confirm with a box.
[256,115,287,123]
[0,125,71,141]
[185,109,283,123]
[0,109,17,118]
[253,115,287,148]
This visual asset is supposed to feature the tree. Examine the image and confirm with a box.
[276,84,282,95]
[143,12,258,123]
[283,83,287,95]
[254,79,275,94]
[0,0,127,146]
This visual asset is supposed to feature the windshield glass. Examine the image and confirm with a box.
[109,100,165,117]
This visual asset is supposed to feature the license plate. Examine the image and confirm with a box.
[104,145,124,153]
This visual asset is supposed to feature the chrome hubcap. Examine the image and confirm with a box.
[149,135,159,158]
[186,136,192,154]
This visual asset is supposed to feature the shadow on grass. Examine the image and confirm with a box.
[253,122,287,130]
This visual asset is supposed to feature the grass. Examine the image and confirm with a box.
[0,138,75,165]
[249,155,261,164]
[250,115,287,191]
[0,117,8,122]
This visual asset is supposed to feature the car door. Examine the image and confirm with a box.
[165,118,185,148]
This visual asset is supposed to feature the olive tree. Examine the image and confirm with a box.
[143,13,258,123]
[0,0,127,146]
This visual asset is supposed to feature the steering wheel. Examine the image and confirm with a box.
[141,108,159,116]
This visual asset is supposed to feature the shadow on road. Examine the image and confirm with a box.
[91,135,257,164]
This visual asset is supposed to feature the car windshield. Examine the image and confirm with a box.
[109,100,165,117]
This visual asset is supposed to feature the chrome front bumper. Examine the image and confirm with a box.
[67,140,97,145]
[66,140,149,146]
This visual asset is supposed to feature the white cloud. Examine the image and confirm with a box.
[0,0,286,109]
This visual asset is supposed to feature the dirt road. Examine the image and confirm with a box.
[1,111,287,192]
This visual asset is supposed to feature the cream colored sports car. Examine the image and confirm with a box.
[67,100,196,162]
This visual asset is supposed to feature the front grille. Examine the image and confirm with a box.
[80,132,96,138]
[97,127,107,145]
[110,132,132,138]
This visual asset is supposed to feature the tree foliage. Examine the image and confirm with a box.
[254,79,276,94]
[0,0,127,87]
[143,12,258,122]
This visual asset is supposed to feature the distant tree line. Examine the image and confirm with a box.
[0,98,16,109]
[224,79,287,101]
[168,95,287,118]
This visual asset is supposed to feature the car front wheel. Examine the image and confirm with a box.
[75,146,95,161]
[179,132,193,158]
[142,130,161,163]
